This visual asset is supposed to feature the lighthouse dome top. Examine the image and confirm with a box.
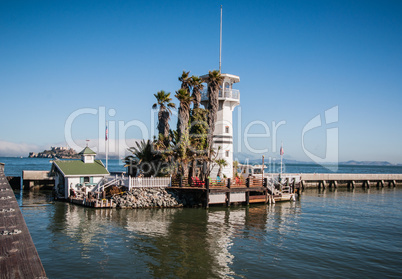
[220,73,240,83]
[200,73,240,84]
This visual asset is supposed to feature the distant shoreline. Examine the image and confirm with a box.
[1,156,401,167]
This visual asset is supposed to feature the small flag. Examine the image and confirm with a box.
[105,124,108,141]
[280,144,284,156]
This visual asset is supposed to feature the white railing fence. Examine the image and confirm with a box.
[200,89,240,101]
[93,174,127,192]
[129,177,171,191]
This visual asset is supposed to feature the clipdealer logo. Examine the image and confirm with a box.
[302,106,339,171]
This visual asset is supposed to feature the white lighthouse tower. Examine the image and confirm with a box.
[200,6,240,179]
[200,73,240,179]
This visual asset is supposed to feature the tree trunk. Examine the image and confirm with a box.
[193,88,201,109]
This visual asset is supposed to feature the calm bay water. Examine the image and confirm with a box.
[2,157,402,278]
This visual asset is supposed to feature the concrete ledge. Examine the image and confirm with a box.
[22,171,52,180]
[22,171,54,190]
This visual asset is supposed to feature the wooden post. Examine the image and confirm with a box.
[362,180,370,188]
[246,178,250,206]
[205,179,210,208]
[319,180,326,189]
[301,180,305,191]
[179,176,183,188]
[333,181,337,189]
[226,178,231,207]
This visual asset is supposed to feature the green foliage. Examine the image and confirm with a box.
[189,108,209,152]
[124,140,169,177]
[127,70,221,179]
[215,158,228,177]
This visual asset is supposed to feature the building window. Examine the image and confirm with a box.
[225,126,229,133]
[226,150,229,157]
[83,177,90,183]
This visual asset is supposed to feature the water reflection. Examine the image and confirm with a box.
[29,191,304,278]
[21,188,402,278]
[206,209,241,277]
[125,208,181,236]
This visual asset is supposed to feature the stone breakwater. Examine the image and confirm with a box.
[111,188,185,208]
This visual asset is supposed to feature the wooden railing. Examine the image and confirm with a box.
[230,178,247,188]
[171,177,206,188]
[208,179,226,188]
[167,176,266,189]
[248,178,264,187]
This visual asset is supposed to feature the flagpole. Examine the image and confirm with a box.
[280,142,283,178]
[219,5,222,73]
[106,121,108,171]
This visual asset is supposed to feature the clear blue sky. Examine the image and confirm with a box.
[1,0,401,163]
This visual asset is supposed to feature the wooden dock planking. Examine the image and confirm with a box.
[0,163,46,279]
[249,195,267,203]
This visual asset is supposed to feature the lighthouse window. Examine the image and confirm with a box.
[225,126,229,133]
[226,150,229,157]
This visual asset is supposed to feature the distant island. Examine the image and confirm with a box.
[28,146,80,159]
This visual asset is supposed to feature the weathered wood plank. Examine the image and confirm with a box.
[0,163,46,279]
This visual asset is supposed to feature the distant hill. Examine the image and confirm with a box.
[233,154,397,166]
[340,160,394,166]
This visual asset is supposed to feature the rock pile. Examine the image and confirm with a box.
[111,187,183,208]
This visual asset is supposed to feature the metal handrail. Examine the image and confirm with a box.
[201,89,240,101]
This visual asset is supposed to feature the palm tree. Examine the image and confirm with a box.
[189,108,209,153]
[205,70,223,155]
[178,70,191,93]
[152,90,176,145]
[175,89,192,141]
[175,89,193,178]
[125,140,163,177]
[190,75,204,109]
[216,158,228,178]
[188,108,209,180]
[233,160,240,177]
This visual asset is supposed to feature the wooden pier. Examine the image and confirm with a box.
[22,170,54,190]
[0,163,46,278]
[299,173,402,190]
[171,177,294,208]
[68,197,115,208]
